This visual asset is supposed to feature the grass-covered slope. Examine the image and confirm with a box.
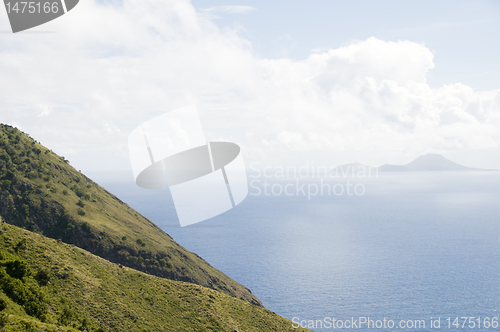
[0,222,310,332]
[0,124,260,306]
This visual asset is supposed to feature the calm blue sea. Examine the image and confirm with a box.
[90,171,500,331]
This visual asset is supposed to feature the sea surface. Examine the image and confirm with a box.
[90,171,500,331]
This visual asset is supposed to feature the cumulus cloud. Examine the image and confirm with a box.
[0,0,499,171]
[203,6,256,14]
[235,37,500,164]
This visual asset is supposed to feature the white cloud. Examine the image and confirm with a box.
[203,6,256,15]
[0,0,499,171]
[36,104,52,117]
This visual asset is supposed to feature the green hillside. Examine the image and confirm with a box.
[0,222,310,332]
[0,124,259,306]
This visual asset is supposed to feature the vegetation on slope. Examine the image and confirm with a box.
[0,124,260,306]
[0,222,310,332]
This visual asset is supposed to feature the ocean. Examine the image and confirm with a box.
[91,171,500,331]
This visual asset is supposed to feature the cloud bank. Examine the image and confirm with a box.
[0,0,499,171]
[203,6,256,15]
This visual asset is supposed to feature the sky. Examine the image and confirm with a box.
[1,0,500,172]
[194,0,500,90]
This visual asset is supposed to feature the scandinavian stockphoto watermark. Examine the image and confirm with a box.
[128,105,248,227]
[292,316,499,330]
[3,0,79,33]
[249,162,378,199]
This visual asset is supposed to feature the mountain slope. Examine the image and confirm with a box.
[407,153,476,171]
[0,124,260,306]
[0,222,310,332]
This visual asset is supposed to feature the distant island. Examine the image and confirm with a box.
[378,153,496,172]
[330,154,496,176]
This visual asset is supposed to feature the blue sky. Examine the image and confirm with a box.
[193,0,500,90]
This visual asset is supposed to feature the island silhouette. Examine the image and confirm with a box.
[331,154,496,175]
[378,153,496,172]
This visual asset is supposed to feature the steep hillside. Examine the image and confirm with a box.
[0,222,310,332]
[0,124,260,306]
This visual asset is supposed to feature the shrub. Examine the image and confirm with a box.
[18,320,37,331]
[81,222,91,233]
[0,312,8,327]
[76,200,85,208]
[58,306,76,326]
[15,238,27,252]
[0,152,10,161]
[35,269,50,286]
[22,204,29,217]
[4,170,16,182]
[0,268,47,321]
[0,298,6,311]
[1,271,28,303]
[4,259,31,279]
[74,188,86,198]
[62,189,69,195]
[1,180,11,190]
[24,298,47,321]
[77,208,86,216]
